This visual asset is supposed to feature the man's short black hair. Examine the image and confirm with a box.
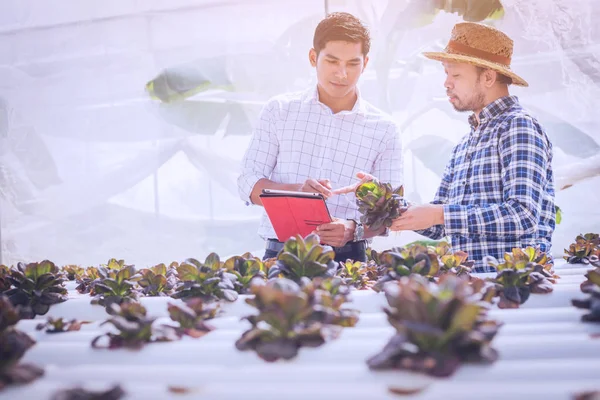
[313,12,371,56]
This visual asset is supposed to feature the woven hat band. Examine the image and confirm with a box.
[447,40,511,66]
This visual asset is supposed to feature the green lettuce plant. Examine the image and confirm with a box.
[336,260,379,289]
[90,265,140,311]
[372,244,441,292]
[572,268,600,323]
[235,277,358,362]
[75,259,131,295]
[167,298,218,338]
[0,296,44,391]
[435,243,475,278]
[4,261,68,318]
[223,253,267,294]
[172,254,238,302]
[573,391,600,400]
[366,247,383,266]
[92,303,178,349]
[60,265,85,281]
[137,263,178,297]
[75,267,101,294]
[0,265,10,294]
[50,384,125,400]
[367,275,501,377]
[564,233,600,265]
[485,247,554,309]
[102,259,130,271]
[36,317,90,334]
[267,234,338,282]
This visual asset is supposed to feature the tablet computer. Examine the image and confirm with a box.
[259,189,333,242]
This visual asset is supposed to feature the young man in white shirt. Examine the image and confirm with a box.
[238,12,403,262]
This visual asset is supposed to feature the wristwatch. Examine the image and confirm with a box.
[350,219,364,242]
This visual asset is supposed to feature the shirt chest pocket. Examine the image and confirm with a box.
[468,144,503,195]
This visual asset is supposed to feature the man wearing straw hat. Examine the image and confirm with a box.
[337,22,556,272]
[392,22,556,271]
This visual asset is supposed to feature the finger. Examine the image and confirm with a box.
[312,181,332,197]
[331,178,366,195]
[318,233,343,244]
[316,224,338,232]
[331,184,357,195]
[332,173,378,195]
[306,179,332,197]
[356,171,377,182]
[318,179,332,189]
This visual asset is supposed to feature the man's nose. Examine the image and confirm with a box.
[335,65,347,79]
[444,76,453,89]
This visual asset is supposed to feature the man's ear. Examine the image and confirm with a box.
[309,48,317,67]
[362,55,369,72]
[484,69,497,87]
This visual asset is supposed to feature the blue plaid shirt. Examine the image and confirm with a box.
[417,96,555,272]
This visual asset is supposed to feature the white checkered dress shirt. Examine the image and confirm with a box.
[238,86,403,241]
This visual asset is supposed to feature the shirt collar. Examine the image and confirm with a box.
[468,95,519,128]
[305,84,366,115]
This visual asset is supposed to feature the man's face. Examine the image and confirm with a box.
[310,40,368,99]
[443,62,486,112]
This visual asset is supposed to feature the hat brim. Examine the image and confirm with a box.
[422,51,528,87]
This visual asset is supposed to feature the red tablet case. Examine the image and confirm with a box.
[259,190,332,242]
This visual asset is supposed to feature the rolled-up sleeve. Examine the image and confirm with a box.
[237,101,279,204]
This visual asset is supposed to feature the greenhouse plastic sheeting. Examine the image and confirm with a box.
[1,0,599,266]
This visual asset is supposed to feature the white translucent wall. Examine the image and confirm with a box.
[1,0,599,266]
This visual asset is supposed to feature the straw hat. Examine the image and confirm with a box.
[423,22,528,87]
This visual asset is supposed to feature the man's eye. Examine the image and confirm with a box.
[327,60,337,64]
[452,74,460,78]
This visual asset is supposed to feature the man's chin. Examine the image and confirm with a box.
[450,102,471,113]
[452,105,471,113]
[325,84,353,97]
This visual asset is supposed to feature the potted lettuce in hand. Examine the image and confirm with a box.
[355,181,407,230]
